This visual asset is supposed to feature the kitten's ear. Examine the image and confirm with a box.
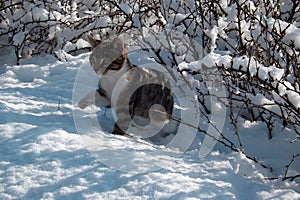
[87,34,101,48]
[112,38,126,52]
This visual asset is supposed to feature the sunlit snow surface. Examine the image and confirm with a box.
[0,53,300,199]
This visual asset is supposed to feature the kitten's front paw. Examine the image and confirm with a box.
[78,96,93,109]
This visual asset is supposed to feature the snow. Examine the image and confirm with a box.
[76,38,91,49]
[13,32,26,46]
[286,90,300,109]
[1,53,300,199]
[95,16,112,28]
[205,26,219,52]
[268,65,285,81]
[32,7,49,21]
[119,3,133,16]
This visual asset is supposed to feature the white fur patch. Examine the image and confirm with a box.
[99,63,130,99]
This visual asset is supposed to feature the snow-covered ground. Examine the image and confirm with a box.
[1,53,300,199]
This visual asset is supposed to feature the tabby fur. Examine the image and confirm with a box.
[79,36,174,137]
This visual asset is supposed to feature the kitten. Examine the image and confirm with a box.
[79,36,174,138]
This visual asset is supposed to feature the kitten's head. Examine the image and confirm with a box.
[88,35,127,76]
